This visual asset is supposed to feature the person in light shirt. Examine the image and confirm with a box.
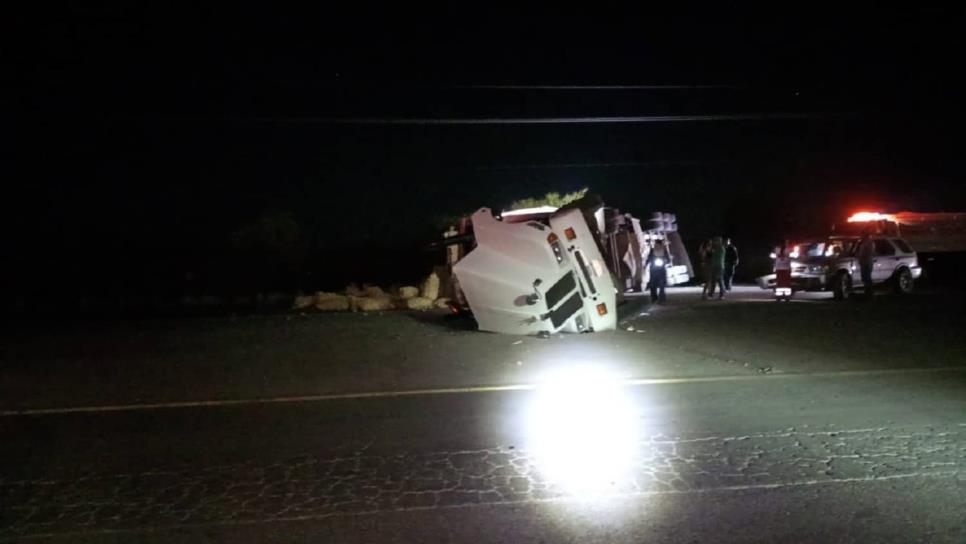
[773,241,793,301]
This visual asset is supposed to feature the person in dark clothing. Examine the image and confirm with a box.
[699,240,713,299]
[723,238,739,291]
[857,231,875,300]
[645,240,669,304]
[709,237,726,299]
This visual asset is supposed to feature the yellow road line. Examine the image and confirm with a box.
[2,366,965,417]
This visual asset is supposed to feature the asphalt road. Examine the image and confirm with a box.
[2,286,965,542]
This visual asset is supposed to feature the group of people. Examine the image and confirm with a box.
[699,237,739,300]
[643,237,739,305]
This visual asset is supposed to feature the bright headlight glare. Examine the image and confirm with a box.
[525,366,640,496]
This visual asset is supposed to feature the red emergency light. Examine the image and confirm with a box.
[847,211,896,223]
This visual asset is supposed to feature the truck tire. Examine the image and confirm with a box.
[893,267,914,295]
[832,271,851,300]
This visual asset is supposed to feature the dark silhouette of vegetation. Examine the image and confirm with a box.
[507,187,589,210]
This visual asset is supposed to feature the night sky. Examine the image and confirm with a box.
[10,7,966,300]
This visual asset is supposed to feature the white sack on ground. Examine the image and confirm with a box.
[363,285,386,297]
[420,272,440,301]
[398,286,420,299]
[355,296,394,312]
[315,292,349,311]
[292,294,316,310]
[405,297,434,310]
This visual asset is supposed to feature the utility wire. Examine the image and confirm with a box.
[446,84,740,90]
[476,159,732,171]
[245,112,821,125]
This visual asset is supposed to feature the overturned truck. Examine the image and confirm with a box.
[447,195,691,335]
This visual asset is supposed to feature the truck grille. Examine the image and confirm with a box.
[549,292,583,328]
[545,273,577,309]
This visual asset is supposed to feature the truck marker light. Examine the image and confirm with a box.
[564,227,577,240]
[547,232,559,244]
[596,303,608,316]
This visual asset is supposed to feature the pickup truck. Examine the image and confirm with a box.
[756,235,922,299]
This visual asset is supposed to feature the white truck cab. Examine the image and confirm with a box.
[453,207,618,335]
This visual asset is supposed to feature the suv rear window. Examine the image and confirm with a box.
[892,239,914,253]
[874,240,896,256]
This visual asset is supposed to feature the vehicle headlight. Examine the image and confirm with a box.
[654,258,664,267]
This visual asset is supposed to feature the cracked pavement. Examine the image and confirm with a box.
[2,289,966,542]
[3,425,964,539]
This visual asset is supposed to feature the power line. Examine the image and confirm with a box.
[246,112,821,125]
[447,84,740,90]
[477,159,727,171]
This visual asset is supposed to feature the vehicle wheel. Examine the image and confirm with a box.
[832,271,851,300]
[894,267,913,295]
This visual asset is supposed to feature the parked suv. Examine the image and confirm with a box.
[756,236,922,299]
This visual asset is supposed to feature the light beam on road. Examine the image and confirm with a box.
[525,365,643,497]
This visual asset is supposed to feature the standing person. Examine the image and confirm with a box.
[645,240,669,304]
[773,241,793,301]
[857,231,875,300]
[723,238,739,291]
[710,237,727,299]
[700,240,713,300]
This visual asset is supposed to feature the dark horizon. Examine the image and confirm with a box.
[10,7,966,303]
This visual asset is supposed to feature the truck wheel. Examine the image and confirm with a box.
[894,268,913,294]
[832,271,851,300]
